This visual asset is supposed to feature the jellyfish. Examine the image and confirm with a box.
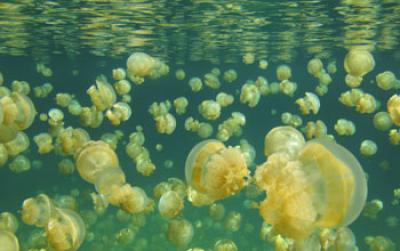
[0,230,19,251]
[74,141,119,183]
[185,140,249,201]
[21,194,55,227]
[263,126,305,158]
[166,219,194,248]
[158,190,184,219]
[46,208,86,251]
[344,49,375,87]
[255,127,367,246]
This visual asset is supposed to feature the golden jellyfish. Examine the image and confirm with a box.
[344,49,375,78]
[223,69,237,83]
[87,76,116,112]
[295,92,320,115]
[126,52,156,79]
[276,65,292,81]
[188,77,203,92]
[376,71,396,91]
[255,134,367,245]
[0,230,19,251]
[242,53,255,64]
[213,239,238,251]
[46,208,86,251]
[307,58,323,77]
[9,155,31,174]
[10,92,36,130]
[360,139,377,157]
[112,68,126,81]
[365,236,396,251]
[74,141,119,183]
[198,100,221,120]
[387,94,400,126]
[113,80,131,96]
[259,59,269,70]
[263,126,305,158]
[94,167,126,197]
[204,73,221,89]
[224,211,241,232]
[209,203,225,221]
[373,112,393,131]
[175,69,186,80]
[158,190,184,219]
[21,194,55,227]
[167,219,194,248]
[185,140,249,200]
[0,212,19,233]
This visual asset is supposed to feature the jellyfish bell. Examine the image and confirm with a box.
[158,190,184,219]
[11,92,36,130]
[344,49,375,78]
[74,141,119,183]
[298,138,368,228]
[185,140,249,200]
[46,208,86,251]
[21,194,55,227]
[256,135,367,244]
[263,126,306,158]
[0,230,19,251]
[94,167,126,197]
[126,52,156,79]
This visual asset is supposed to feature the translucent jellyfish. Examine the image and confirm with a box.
[11,92,36,130]
[276,65,292,81]
[0,212,18,233]
[112,68,126,81]
[158,190,184,219]
[185,140,249,200]
[46,208,86,251]
[334,119,356,136]
[224,211,241,232]
[126,52,156,79]
[94,167,126,197]
[307,58,323,77]
[21,194,55,227]
[74,141,119,183]
[188,77,203,92]
[373,112,393,131]
[113,80,131,96]
[175,69,186,80]
[204,73,221,89]
[167,219,194,248]
[209,203,225,221]
[0,230,19,251]
[263,126,305,158]
[344,49,375,78]
[360,139,377,156]
[255,137,367,242]
[223,69,237,83]
[9,155,31,174]
[295,92,320,115]
[376,71,396,91]
[198,100,221,120]
[154,113,176,134]
[87,76,116,112]
[213,239,238,251]
[259,59,269,70]
[240,83,260,108]
[279,80,297,97]
[387,94,400,126]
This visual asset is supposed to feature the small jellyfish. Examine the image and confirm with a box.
[21,194,55,227]
[387,94,400,126]
[373,112,393,131]
[46,208,86,251]
[276,65,292,81]
[185,140,249,200]
[263,126,305,158]
[158,190,184,219]
[74,141,119,183]
[376,71,396,91]
[360,140,377,157]
[166,219,194,248]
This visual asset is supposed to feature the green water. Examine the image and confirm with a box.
[0,1,400,251]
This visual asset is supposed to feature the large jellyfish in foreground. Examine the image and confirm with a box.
[255,126,367,250]
[185,140,249,202]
